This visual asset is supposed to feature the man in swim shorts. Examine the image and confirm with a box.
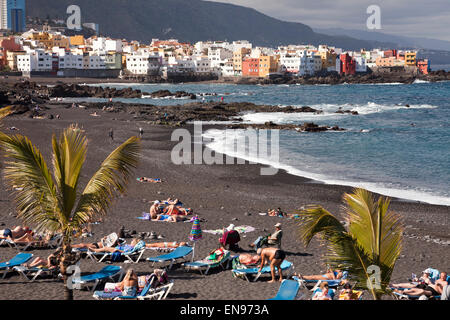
[257,247,286,283]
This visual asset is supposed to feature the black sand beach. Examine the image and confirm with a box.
[0,100,448,300]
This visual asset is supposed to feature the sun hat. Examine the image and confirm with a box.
[154,200,160,204]
[275,223,282,228]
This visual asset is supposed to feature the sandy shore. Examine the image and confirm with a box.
[0,102,448,300]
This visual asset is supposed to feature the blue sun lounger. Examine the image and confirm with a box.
[182,250,231,275]
[72,265,123,292]
[0,253,33,279]
[93,280,173,300]
[146,246,193,270]
[268,279,301,300]
[232,260,294,282]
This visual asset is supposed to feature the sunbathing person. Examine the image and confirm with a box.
[117,269,139,297]
[312,282,333,300]
[145,241,188,249]
[295,267,344,281]
[138,177,161,183]
[0,226,31,240]
[11,232,51,246]
[391,270,433,289]
[165,198,182,205]
[150,201,162,219]
[268,208,284,217]
[72,235,119,250]
[164,204,192,216]
[394,272,448,297]
[23,248,62,269]
[237,253,261,266]
[89,238,141,253]
[152,214,187,222]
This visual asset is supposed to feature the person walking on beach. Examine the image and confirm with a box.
[108,128,114,142]
[139,127,144,138]
[257,247,286,283]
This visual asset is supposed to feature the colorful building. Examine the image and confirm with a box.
[339,53,356,75]
[242,58,259,77]
[258,55,278,77]
[417,59,430,74]
[404,51,417,67]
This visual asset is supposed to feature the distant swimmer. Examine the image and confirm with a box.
[411,123,416,127]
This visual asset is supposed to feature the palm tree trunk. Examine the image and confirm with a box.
[60,240,74,300]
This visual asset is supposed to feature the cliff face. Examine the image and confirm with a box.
[27,0,383,50]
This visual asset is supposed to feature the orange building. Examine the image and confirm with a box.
[417,59,430,74]
[258,55,278,77]
[242,58,260,77]
[70,35,85,46]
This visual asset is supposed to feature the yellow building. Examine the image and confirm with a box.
[27,32,70,49]
[319,50,337,70]
[70,35,85,46]
[233,48,251,76]
[6,51,25,71]
[258,55,279,77]
[405,51,417,66]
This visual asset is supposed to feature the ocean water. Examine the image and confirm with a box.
[90,81,450,206]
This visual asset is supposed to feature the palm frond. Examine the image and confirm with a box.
[0,132,61,233]
[296,205,347,247]
[52,125,87,220]
[0,106,12,122]
[71,136,141,226]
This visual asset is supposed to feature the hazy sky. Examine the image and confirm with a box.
[207,0,450,41]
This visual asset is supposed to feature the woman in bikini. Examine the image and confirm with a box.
[295,267,344,281]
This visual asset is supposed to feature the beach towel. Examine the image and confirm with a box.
[203,225,256,235]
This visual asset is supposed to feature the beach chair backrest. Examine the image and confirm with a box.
[104,233,118,247]
[99,265,121,276]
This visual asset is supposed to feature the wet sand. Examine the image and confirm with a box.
[0,103,448,300]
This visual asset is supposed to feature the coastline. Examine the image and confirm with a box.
[0,104,448,300]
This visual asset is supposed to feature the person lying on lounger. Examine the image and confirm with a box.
[237,253,261,265]
[117,268,139,297]
[0,226,31,240]
[10,232,52,246]
[393,272,448,297]
[23,248,62,269]
[312,282,333,300]
[89,238,141,253]
[391,270,434,289]
[295,267,344,281]
[72,235,119,250]
[145,241,188,249]
[152,214,187,222]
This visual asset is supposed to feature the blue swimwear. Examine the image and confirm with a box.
[159,215,170,221]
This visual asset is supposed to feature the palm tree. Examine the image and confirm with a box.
[296,188,403,299]
[0,125,140,300]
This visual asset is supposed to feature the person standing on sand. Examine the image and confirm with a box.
[109,128,114,142]
[257,247,286,283]
[139,127,144,138]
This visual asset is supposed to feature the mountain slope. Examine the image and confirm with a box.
[315,27,450,52]
[26,0,388,50]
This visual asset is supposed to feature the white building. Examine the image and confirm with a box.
[208,47,233,68]
[92,37,123,53]
[126,53,161,75]
[192,56,213,73]
[280,50,317,76]
[17,49,53,72]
